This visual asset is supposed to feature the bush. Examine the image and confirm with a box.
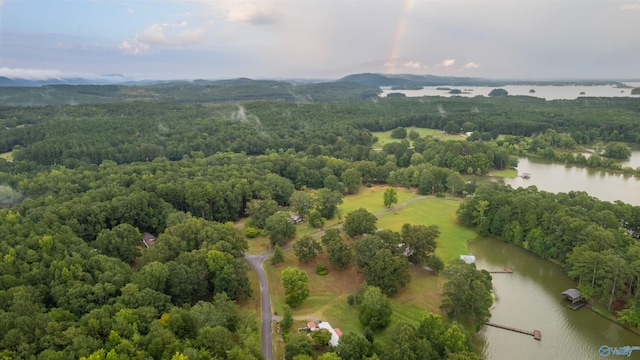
[316,263,329,276]
[347,294,355,306]
[245,226,262,238]
[390,127,407,139]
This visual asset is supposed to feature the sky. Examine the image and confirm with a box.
[0,0,639,81]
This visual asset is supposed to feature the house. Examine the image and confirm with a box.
[142,232,156,248]
[290,213,304,224]
[309,321,342,347]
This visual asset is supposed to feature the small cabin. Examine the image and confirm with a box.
[290,214,304,224]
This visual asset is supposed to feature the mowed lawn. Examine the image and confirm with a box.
[338,185,418,215]
[372,127,467,149]
[261,192,476,350]
[376,197,477,263]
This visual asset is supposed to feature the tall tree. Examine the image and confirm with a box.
[362,249,410,296]
[358,286,392,331]
[289,191,315,217]
[293,235,322,264]
[315,188,343,219]
[246,199,279,229]
[343,208,377,238]
[265,211,296,246]
[401,223,439,264]
[383,187,398,208]
[92,223,142,263]
[281,267,310,307]
[440,260,493,328]
[342,168,363,194]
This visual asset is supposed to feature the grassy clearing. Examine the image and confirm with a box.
[376,197,477,263]
[372,127,467,149]
[489,168,517,178]
[0,151,13,162]
[339,185,418,215]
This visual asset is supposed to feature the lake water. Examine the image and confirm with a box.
[501,151,640,206]
[474,150,640,359]
[470,238,640,360]
[381,82,640,100]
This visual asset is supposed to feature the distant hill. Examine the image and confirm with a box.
[339,73,631,88]
[0,78,380,106]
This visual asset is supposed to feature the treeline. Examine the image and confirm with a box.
[1,95,640,169]
[0,79,381,106]
[457,183,640,326]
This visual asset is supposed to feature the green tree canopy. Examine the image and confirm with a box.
[265,211,297,246]
[343,208,377,238]
[358,286,392,331]
[281,267,310,307]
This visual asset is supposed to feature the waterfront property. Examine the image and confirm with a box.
[561,288,587,310]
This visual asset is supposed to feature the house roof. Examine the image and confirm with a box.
[317,322,341,347]
[142,232,156,248]
[562,288,581,300]
[308,321,316,329]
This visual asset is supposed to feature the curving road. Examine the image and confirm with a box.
[244,195,435,359]
[244,252,273,360]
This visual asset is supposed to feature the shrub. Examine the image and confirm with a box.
[245,226,262,238]
[316,263,328,276]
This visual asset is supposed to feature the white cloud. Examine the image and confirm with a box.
[225,1,276,24]
[120,22,208,55]
[403,61,422,69]
[463,62,480,69]
[621,2,640,10]
[442,59,456,68]
[138,24,173,46]
[118,40,151,55]
[0,67,65,80]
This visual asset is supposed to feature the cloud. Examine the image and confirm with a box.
[403,61,422,69]
[621,2,640,10]
[120,22,208,55]
[442,59,456,68]
[138,24,173,46]
[0,1,5,6]
[225,1,277,24]
[463,62,480,69]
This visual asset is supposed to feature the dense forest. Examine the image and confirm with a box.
[0,79,639,359]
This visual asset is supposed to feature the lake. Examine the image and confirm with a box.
[473,150,640,359]
[380,82,640,100]
[501,151,640,206]
[470,238,640,360]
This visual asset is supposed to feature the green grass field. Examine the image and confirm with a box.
[372,127,467,149]
[376,197,477,263]
[260,190,477,353]
[338,185,418,215]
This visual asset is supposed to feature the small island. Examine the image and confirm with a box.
[631,87,640,95]
[529,89,536,93]
[489,88,509,96]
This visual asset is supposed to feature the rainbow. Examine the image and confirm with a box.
[385,0,415,74]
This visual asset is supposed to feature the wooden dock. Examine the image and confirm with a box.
[486,322,541,341]
[489,267,513,274]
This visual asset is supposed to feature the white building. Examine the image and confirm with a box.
[308,321,342,347]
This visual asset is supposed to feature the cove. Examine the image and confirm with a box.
[470,238,640,360]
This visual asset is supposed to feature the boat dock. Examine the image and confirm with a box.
[489,267,513,274]
[486,322,542,341]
